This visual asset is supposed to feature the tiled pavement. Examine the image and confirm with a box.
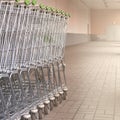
[44,41,120,120]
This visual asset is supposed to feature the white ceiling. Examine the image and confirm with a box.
[81,0,120,9]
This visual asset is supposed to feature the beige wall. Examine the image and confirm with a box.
[91,10,120,35]
[91,10,120,41]
[35,1,120,42]
[39,0,91,34]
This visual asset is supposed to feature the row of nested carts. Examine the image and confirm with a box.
[0,0,70,120]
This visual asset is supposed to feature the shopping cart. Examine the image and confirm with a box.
[0,0,70,119]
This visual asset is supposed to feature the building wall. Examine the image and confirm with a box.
[39,0,91,46]
[91,9,120,41]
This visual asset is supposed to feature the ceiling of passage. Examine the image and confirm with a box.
[81,0,120,9]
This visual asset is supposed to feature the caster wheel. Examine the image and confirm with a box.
[63,91,67,100]
[54,97,58,106]
[63,87,68,100]
[50,97,55,111]
[30,109,38,120]
[50,100,54,111]
[59,91,64,103]
[44,104,50,115]
[21,114,31,120]
[44,100,50,115]
[37,104,45,119]
[54,93,59,106]
[59,94,62,104]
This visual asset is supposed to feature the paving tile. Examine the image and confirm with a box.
[74,113,85,119]
[42,41,120,120]
[84,113,94,119]
[114,115,120,120]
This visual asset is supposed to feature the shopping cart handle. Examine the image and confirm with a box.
[39,4,45,9]
[24,0,31,5]
[32,0,37,5]
[51,7,56,12]
[56,9,60,13]
[64,13,71,18]
[61,10,65,15]
[68,13,71,17]
[15,0,20,2]
[50,7,53,11]
[45,6,51,12]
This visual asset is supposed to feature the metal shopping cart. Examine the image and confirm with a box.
[0,0,70,119]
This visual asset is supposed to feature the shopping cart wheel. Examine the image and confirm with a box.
[63,87,68,100]
[54,93,60,106]
[59,91,64,103]
[21,114,31,120]
[37,103,45,119]
[30,108,39,120]
[49,96,55,110]
[44,100,50,115]
[63,92,67,100]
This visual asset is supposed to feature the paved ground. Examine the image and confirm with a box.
[44,41,120,120]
